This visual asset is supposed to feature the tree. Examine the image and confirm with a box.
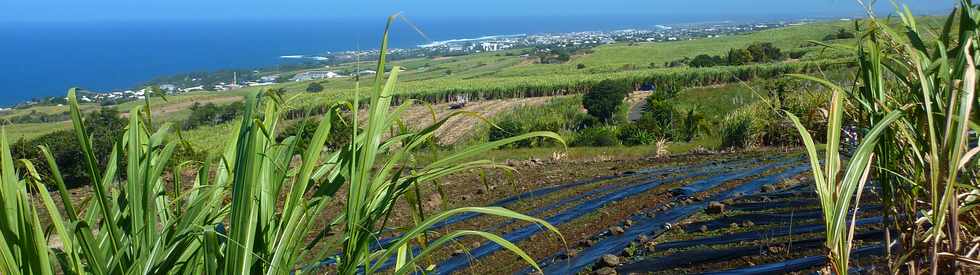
[824,29,856,41]
[690,54,723,68]
[306,81,324,93]
[583,80,629,122]
[727,48,753,65]
[746,42,783,63]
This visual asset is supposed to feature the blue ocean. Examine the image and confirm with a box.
[0,14,807,106]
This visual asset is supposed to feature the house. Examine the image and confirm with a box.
[159,84,178,92]
[182,86,205,92]
[259,75,280,82]
[291,71,343,81]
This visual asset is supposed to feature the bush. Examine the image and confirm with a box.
[618,124,655,146]
[485,96,590,149]
[182,101,244,130]
[306,82,324,93]
[278,114,355,152]
[572,126,621,147]
[11,108,126,188]
[720,110,756,149]
[583,80,629,122]
[489,119,532,148]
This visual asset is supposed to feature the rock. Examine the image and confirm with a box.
[452,249,465,257]
[460,195,472,201]
[600,254,621,267]
[644,242,656,252]
[722,198,735,205]
[578,239,596,248]
[594,267,617,275]
[760,196,772,202]
[558,249,578,259]
[426,193,443,209]
[624,219,634,227]
[730,223,740,229]
[471,241,482,249]
[637,234,650,243]
[609,226,625,235]
[706,201,726,214]
[742,220,755,227]
[476,188,486,195]
[761,184,777,193]
[699,225,709,233]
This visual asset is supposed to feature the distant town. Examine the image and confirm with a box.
[5,17,834,110]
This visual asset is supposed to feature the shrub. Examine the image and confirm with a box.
[489,120,530,148]
[306,81,324,93]
[679,108,707,142]
[278,114,355,152]
[583,80,629,122]
[618,124,655,146]
[487,97,585,148]
[181,101,244,130]
[10,108,126,188]
[572,126,621,147]
[720,110,756,149]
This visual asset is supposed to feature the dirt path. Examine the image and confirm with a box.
[359,96,558,145]
[433,97,553,145]
[627,91,651,122]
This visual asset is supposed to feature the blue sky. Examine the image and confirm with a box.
[0,0,955,22]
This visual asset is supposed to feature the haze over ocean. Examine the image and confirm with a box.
[0,0,950,106]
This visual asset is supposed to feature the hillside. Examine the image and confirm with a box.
[1,18,907,148]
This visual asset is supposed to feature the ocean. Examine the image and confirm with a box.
[0,14,815,106]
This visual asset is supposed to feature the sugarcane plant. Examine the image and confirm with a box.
[0,14,564,275]
[790,0,980,273]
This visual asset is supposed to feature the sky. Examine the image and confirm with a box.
[0,0,956,23]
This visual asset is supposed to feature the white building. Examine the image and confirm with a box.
[480,42,501,52]
[291,71,343,81]
[159,84,178,92]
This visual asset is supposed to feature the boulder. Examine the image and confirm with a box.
[706,201,726,214]
[637,234,650,243]
[699,225,709,233]
[600,254,621,267]
[609,226,625,235]
[741,220,755,227]
[594,267,617,275]
[761,184,777,193]
[644,241,657,252]
[578,239,597,248]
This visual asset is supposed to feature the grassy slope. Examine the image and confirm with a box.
[5,19,878,150]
